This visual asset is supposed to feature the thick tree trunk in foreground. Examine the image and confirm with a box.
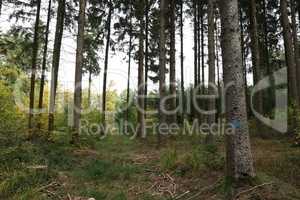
[158,0,167,144]
[28,0,41,130]
[180,0,185,121]
[72,0,86,141]
[280,0,298,105]
[219,0,255,182]
[249,0,263,115]
[169,0,176,124]
[48,0,66,132]
[291,0,300,104]
[206,0,216,144]
[102,2,112,133]
[38,0,52,129]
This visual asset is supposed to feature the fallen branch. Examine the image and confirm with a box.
[235,182,273,199]
[186,178,222,200]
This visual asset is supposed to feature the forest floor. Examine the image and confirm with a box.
[0,132,300,200]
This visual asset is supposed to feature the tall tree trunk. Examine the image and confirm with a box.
[126,19,132,128]
[102,2,112,133]
[201,7,205,95]
[0,0,2,16]
[197,1,201,86]
[72,0,86,141]
[180,0,185,122]
[28,0,41,130]
[38,0,52,129]
[193,0,198,88]
[158,0,167,145]
[48,0,66,132]
[137,17,145,138]
[169,0,176,124]
[215,13,221,119]
[219,0,255,183]
[206,0,216,144]
[192,0,198,119]
[239,4,248,113]
[280,0,299,106]
[144,0,149,114]
[291,0,300,104]
[87,70,92,107]
[249,0,263,115]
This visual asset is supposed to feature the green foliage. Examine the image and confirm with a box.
[160,148,178,170]
[115,89,137,133]
[75,160,139,182]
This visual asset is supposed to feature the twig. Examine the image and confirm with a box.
[234,182,273,199]
[186,178,222,200]
[174,191,190,200]
[67,193,72,200]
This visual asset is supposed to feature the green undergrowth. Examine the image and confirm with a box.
[0,132,299,199]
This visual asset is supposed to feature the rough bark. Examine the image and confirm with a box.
[38,0,52,129]
[201,8,205,95]
[169,0,176,124]
[219,0,255,181]
[158,0,167,144]
[280,0,299,105]
[72,0,86,140]
[48,0,65,132]
[102,2,112,133]
[291,0,300,104]
[28,0,41,130]
[206,0,216,144]
[249,0,263,115]
[180,0,185,121]
[137,17,145,138]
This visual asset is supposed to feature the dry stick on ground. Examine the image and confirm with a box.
[234,182,273,199]
[185,178,222,200]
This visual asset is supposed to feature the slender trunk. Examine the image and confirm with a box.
[169,0,176,124]
[262,0,275,113]
[291,0,300,104]
[126,17,132,126]
[72,0,86,141]
[280,0,298,105]
[197,1,201,86]
[38,0,52,129]
[137,16,145,138]
[193,0,198,87]
[48,0,65,132]
[88,70,92,107]
[145,0,149,113]
[180,0,185,122]
[215,13,221,119]
[206,0,216,144]
[102,2,112,133]
[201,7,205,94]
[28,0,41,130]
[219,0,255,183]
[192,0,198,119]
[158,0,167,145]
[0,0,2,16]
[249,0,263,115]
